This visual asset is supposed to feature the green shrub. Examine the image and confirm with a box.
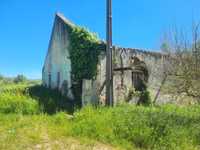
[0,83,40,114]
[138,90,151,106]
[0,94,40,114]
[0,83,74,115]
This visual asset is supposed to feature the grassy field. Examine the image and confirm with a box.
[0,81,200,150]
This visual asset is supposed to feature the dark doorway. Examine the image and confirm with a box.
[130,56,149,91]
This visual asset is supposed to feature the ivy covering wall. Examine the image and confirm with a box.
[68,26,105,81]
[59,16,151,106]
[65,22,106,106]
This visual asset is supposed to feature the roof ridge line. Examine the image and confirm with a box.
[55,12,75,27]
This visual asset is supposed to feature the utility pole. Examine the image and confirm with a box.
[106,0,113,106]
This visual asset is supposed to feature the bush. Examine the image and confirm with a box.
[138,90,151,106]
[0,83,74,115]
[0,94,40,114]
[0,83,40,114]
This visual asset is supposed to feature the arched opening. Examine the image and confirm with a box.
[130,56,150,105]
[130,56,149,91]
[113,55,150,105]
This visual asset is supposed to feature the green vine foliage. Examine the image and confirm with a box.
[65,24,106,106]
[68,26,106,81]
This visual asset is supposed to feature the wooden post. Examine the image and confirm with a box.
[106,0,113,106]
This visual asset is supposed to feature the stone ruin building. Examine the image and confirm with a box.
[43,13,171,106]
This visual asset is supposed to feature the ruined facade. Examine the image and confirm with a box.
[43,13,170,106]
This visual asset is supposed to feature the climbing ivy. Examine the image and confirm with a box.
[68,26,105,81]
[65,24,105,106]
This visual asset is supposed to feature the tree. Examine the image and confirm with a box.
[14,75,27,83]
[0,74,4,80]
[159,22,200,103]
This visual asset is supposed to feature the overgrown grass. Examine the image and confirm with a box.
[0,82,200,149]
[0,94,39,114]
[0,82,74,115]
[0,105,200,149]
[70,105,200,150]
[0,83,40,114]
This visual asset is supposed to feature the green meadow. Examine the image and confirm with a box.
[0,80,200,150]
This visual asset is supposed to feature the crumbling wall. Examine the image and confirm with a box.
[113,47,167,104]
[43,13,171,105]
[82,46,170,105]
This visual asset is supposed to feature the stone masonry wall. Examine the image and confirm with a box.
[82,46,170,105]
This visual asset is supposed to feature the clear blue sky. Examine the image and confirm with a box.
[0,0,200,79]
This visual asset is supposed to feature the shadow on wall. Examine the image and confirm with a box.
[28,85,74,114]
